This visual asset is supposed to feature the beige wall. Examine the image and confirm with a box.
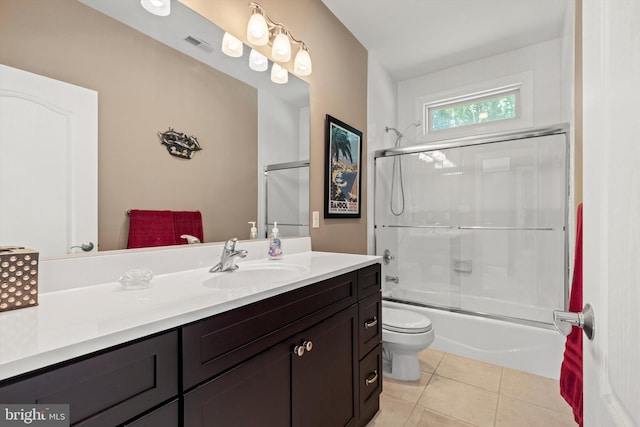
[0,0,258,250]
[184,0,369,254]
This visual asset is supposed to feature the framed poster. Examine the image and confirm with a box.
[324,114,362,218]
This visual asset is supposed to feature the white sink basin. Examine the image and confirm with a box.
[203,262,311,289]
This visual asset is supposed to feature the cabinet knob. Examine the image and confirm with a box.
[303,340,313,352]
[293,345,305,357]
[364,317,378,329]
[365,369,379,386]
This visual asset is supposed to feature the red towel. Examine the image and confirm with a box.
[127,209,176,249]
[173,211,204,244]
[560,203,583,426]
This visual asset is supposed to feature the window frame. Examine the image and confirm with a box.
[426,85,520,133]
[414,72,533,142]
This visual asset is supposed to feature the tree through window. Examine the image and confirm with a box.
[427,87,519,133]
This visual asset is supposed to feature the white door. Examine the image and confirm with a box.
[582,0,640,425]
[0,64,97,256]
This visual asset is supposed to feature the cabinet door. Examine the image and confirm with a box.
[184,341,291,427]
[0,331,178,427]
[123,399,179,427]
[291,305,359,427]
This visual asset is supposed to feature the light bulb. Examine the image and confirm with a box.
[293,47,312,76]
[271,30,291,62]
[140,0,170,16]
[271,63,288,84]
[221,32,243,58]
[247,12,269,46]
[249,49,268,72]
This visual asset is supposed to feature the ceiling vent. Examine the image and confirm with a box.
[184,35,214,53]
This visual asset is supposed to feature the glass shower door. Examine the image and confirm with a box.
[374,128,569,326]
[375,146,462,309]
[456,134,567,323]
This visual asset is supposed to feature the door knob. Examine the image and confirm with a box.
[303,340,313,352]
[70,242,94,252]
[553,303,595,340]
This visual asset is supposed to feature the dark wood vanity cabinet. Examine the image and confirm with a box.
[183,339,292,426]
[0,331,179,426]
[0,263,382,427]
[357,266,383,426]
[184,305,359,427]
[290,305,359,427]
[183,263,382,427]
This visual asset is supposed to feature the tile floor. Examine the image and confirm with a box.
[366,349,578,427]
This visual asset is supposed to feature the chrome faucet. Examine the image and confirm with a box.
[209,238,248,272]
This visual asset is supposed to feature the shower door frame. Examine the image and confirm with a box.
[264,160,310,238]
[373,123,571,329]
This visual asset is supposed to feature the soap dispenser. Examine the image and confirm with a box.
[248,221,257,240]
[268,222,282,260]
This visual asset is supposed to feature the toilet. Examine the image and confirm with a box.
[382,306,435,381]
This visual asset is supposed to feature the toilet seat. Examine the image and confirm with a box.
[382,307,432,334]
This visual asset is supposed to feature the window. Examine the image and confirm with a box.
[426,86,520,134]
[413,73,533,141]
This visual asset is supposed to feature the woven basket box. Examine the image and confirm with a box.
[0,247,39,312]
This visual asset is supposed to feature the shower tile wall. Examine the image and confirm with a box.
[375,133,567,324]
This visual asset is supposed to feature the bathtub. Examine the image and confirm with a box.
[383,299,566,380]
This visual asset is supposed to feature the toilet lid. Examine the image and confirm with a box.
[382,307,432,333]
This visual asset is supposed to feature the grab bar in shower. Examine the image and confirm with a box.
[377,224,452,229]
[458,226,558,231]
[265,222,309,227]
[375,224,561,231]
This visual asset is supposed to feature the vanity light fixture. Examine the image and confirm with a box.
[271,63,288,84]
[221,2,312,82]
[246,2,312,77]
[222,32,243,58]
[140,0,170,16]
[247,7,269,46]
[271,28,291,62]
[293,45,312,76]
[249,49,269,72]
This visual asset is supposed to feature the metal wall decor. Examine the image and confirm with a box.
[158,128,202,159]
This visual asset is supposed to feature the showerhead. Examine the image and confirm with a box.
[401,121,421,135]
[385,121,421,139]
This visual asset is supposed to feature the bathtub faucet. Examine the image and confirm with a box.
[385,275,399,284]
[210,238,247,272]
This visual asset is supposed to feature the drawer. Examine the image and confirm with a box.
[182,270,358,390]
[358,292,382,358]
[0,331,178,427]
[358,345,382,427]
[358,264,381,300]
[124,399,179,427]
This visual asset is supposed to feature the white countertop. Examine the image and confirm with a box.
[0,249,380,382]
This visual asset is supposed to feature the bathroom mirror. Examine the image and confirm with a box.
[0,0,310,257]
